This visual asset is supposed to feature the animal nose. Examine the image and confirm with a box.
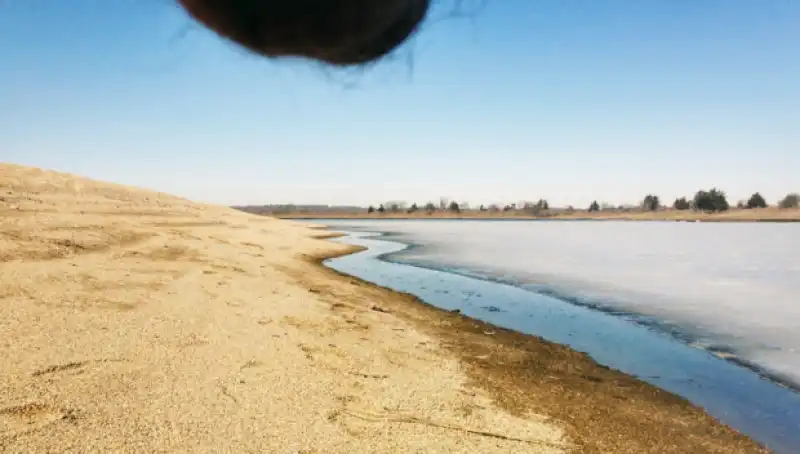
[177,0,430,66]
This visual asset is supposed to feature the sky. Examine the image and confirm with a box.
[1,0,798,208]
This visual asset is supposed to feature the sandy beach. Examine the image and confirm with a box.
[1,163,769,453]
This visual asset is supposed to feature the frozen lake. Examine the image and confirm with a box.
[318,219,800,390]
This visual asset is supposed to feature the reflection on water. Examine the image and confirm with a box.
[325,230,800,454]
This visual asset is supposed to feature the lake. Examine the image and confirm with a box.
[314,219,800,453]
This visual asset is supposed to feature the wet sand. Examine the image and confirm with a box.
[322,229,800,453]
[0,163,768,453]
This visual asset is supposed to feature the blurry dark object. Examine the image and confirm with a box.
[178,0,430,66]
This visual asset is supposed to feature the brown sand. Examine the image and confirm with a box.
[0,163,768,453]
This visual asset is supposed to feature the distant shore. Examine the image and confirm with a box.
[269,207,800,222]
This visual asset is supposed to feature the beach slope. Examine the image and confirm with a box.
[0,164,767,453]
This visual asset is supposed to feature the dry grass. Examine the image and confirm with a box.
[274,207,800,222]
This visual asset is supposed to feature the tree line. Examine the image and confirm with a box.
[367,191,800,214]
[367,198,552,215]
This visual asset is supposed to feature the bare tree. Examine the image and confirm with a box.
[384,200,407,211]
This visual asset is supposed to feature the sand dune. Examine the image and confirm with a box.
[0,163,768,453]
[0,164,565,453]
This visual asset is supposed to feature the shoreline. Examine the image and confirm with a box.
[300,230,771,453]
[0,164,774,453]
[5,163,579,453]
[270,209,800,223]
[331,229,800,395]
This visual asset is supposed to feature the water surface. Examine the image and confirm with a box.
[322,219,800,388]
[316,220,800,453]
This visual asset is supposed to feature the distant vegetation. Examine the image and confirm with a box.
[234,190,800,219]
[746,192,767,209]
[673,197,691,210]
[642,195,661,212]
[448,201,461,214]
[779,193,799,209]
[233,204,363,215]
[693,188,729,213]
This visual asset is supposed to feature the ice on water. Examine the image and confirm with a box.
[323,220,800,387]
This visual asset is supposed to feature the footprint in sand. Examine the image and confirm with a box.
[31,361,88,377]
[0,403,75,438]
[31,359,127,378]
[240,241,264,251]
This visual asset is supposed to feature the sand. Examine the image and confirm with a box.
[0,163,768,453]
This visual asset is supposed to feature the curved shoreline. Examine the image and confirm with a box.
[4,164,579,453]
[304,229,773,453]
[380,234,800,394]
[2,163,780,453]
[321,229,800,449]
[324,227,800,394]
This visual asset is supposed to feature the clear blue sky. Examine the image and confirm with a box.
[2,1,798,207]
